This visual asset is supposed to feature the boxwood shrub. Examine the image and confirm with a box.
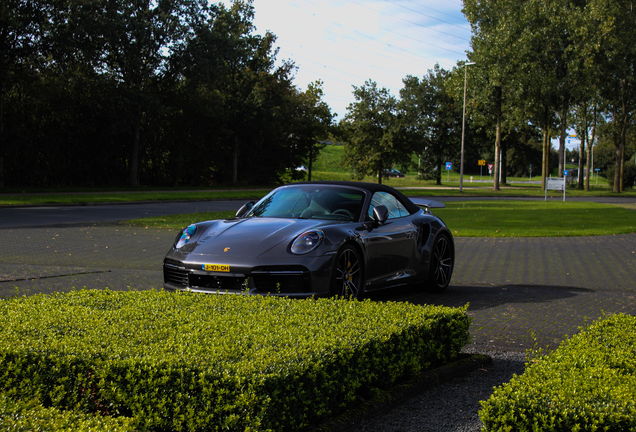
[0,392,135,432]
[0,289,470,431]
[479,313,636,431]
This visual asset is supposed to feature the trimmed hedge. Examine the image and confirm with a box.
[0,290,470,431]
[479,313,636,432]
[0,392,135,432]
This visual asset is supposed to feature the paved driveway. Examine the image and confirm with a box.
[2,204,635,431]
[2,220,634,352]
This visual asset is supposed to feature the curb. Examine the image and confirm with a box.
[309,353,492,432]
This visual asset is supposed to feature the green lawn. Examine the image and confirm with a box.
[124,201,636,237]
[435,201,636,237]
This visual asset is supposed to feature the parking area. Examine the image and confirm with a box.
[2,222,635,352]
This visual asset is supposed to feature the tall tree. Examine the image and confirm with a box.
[341,80,405,184]
[583,0,636,192]
[462,0,525,191]
[286,80,334,182]
[400,65,461,185]
[96,0,206,187]
[0,0,49,188]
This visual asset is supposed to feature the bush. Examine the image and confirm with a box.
[479,314,636,431]
[0,392,135,432]
[0,290,471,431]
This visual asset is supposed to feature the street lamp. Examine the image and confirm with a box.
[459,61,476,192]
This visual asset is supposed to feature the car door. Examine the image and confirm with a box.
[363,191,418,289]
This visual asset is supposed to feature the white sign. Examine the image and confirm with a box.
[546,177,566,202]
[546,177,565,190]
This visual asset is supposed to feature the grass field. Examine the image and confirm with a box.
[125,201,636,237]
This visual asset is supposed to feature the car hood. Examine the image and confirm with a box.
[184,217,337,258]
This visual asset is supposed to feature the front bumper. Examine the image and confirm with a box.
[163,253,336,298]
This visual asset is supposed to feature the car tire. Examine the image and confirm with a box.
[331,244,364,299]
[427,233,454,292]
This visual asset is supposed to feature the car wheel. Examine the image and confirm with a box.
[428,233,454,292]
[331,245,364,299]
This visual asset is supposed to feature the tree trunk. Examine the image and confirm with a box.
[541,128,549,190]
[493,117,501,191]
[613,88,628,193]
[501,139,507,185]
[614,144,623,193]
[232,135,239,186]
[585,104,597,191]
[436,159,442,185]
[558,101,569,178]
[308,145,313,181]
[128,122,140,188]
[493,87,501,191]
[578,102,586,190]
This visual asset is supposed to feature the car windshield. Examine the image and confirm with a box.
[246,186,365,221]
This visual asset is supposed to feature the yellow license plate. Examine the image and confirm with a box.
[202,264,230,272]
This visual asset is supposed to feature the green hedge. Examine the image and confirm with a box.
[0,290,470,431]
[0,392,135,432]
[479,314,636,431]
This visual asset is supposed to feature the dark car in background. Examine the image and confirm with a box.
[163,181,454,298]
[382,168,405,178]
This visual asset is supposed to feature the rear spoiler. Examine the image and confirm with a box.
[410,197,446,213]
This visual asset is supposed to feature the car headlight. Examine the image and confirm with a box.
[175,224,197,249]
[290,230,324,255]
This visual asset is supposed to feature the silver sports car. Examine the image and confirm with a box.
[163,181,454,298]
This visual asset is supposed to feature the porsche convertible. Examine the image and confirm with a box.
[163,181,454,298]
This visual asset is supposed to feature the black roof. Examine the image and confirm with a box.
[288,181,420,214]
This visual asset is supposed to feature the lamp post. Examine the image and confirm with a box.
[459,61,476,192]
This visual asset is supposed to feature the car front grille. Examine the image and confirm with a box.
[251,266,311,293]
[164,261,188,286]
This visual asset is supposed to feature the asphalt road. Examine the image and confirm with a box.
[0,201,246,229]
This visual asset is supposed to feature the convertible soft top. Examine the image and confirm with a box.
[290,181,421,215]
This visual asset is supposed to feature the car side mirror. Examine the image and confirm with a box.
[372,205,389,225]
[235,201,254,218]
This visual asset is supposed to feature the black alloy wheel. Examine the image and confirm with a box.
[428,233,454,292]
[331,245,363,299]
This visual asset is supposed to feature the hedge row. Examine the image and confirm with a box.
[0,289,471,431]
[0,392,135,432]
[479,313,636,431]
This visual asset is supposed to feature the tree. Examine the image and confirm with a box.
[583,0,636,192]
[462,0,526,191]
[341,80,406,184]
[400,65,461,185]
[285,81,334,182]
[95,0,206,187]
[0,0,50,188]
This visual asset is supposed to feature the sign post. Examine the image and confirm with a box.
[546,177,566,202]
[478,159,485,181]
[488,163,493,182]
[445,162,452,182]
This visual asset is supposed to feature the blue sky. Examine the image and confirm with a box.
[217,0,473,119]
